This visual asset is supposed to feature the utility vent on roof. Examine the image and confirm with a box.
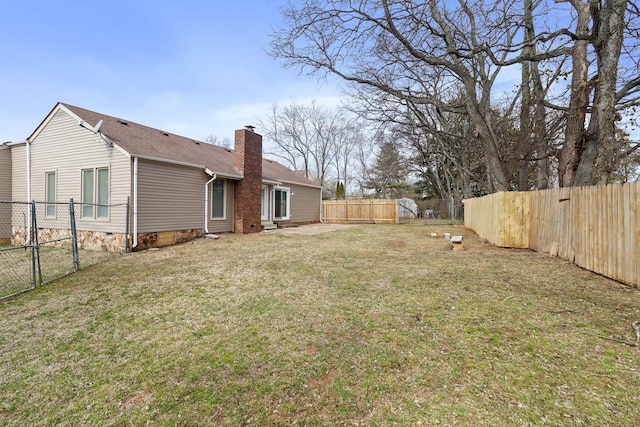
[193,140,200,145]
[118,120,128,126]
[162,132,170,136]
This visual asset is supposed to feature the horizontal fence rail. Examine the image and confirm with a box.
[464,183,640,287]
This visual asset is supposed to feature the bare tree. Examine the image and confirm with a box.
[259,102,318,181]
[203,134,231,149]
[328,116,367,194]
[553,0,640,186]
[258,101,366,191]
[576,0,634,184]
[271,0,523,191]
[271,0,640,191]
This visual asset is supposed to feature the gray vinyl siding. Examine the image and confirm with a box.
[206,178,234,234]
[288,183,321,223]
[9,145,27,229]
[0,146,11,200]
[0,146,11,240]
[137,159,234,233]
[29,109,131,233]
[10,144,26,201]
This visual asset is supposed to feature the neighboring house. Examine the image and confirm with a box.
[6,103,322,251]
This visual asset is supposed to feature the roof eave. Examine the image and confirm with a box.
[277,179,323,189]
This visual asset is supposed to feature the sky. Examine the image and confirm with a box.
[0,0,343,143]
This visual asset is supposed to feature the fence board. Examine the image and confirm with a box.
[323,199,399,224]
[636,182,640,286]
[465,183,640,288]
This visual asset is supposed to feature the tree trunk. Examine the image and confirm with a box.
[582,0,628,184]
[533,72,550,189]
[558,0,591,187]
[529,11,550,190]
[518,57,532,191]
[464,93,510,191]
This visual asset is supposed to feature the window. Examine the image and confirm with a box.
[274,187,290,220]
[211,179,225,219]
[97,168,109,218]
[45,171,56,217]
[82,169,94,218]
[82,167,109,219]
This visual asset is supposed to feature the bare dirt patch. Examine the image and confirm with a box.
[272,222,356,235]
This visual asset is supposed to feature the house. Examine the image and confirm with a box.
[5,103,322,251]
[0,142,12,244]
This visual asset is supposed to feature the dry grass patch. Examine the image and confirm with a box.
[1,223,639,426]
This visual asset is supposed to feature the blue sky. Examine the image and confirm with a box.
[0,1,342,143]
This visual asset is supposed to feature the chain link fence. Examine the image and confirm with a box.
[0,201,35,298]
[416,198,464,225]
[0,199,121,300]
[33,201,80,287]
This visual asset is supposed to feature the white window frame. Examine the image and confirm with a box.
[45,170,57,218]
[273,186,290,220]
[261,186,269,221]
[81,167,110,220]
[210,178,226,220]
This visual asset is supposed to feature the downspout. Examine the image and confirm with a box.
[204,174,216,234]
[132,157,139,248]
[26,140,31,243]
[319,187,323,223]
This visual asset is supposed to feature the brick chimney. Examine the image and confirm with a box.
[233,126,262,234]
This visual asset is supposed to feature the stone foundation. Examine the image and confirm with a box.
[12,226,128,252]
[133,229,202,251]
[11,226,29,246]
[11,226,203,252]
[78,231,128,252]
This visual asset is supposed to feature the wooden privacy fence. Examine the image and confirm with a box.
[323,199,399,224]
[464,182,640,287]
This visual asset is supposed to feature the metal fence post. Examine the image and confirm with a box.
[450,197,455,222]
[69,199,80,271]
[29,201,36,288]
[31,201,43,286]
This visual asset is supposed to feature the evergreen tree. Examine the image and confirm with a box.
[335,181,346,199]
[364,141,408,198]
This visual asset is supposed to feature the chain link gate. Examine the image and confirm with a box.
[33,200,80,287]
[0,200,79,300]
[0,201,37,298]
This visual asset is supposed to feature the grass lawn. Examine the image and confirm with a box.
[1,223,639,426]
[1,245,117,299]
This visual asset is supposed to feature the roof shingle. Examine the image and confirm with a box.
[61,103,320,187]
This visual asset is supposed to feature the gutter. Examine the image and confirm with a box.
[276,179,323,189]
[320,187,323,223]
[135,156,242,180]
[26,140,31,244]
[204,174,217,234]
